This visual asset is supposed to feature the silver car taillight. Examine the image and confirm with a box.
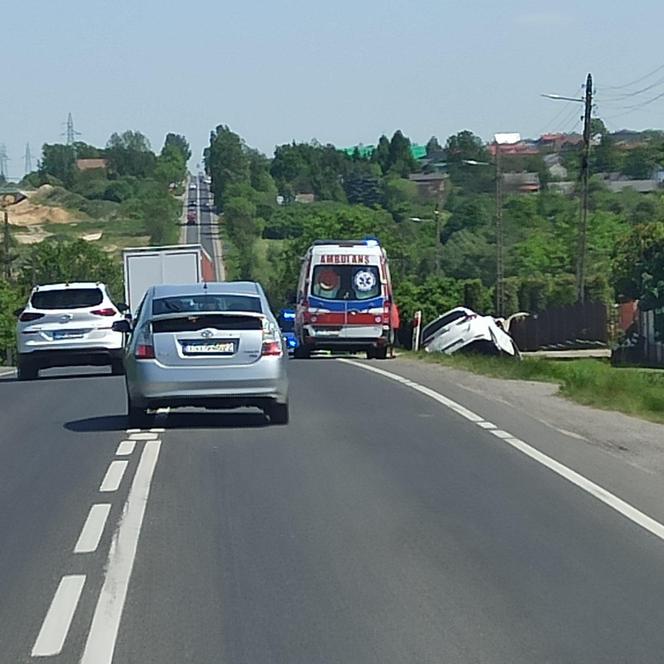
[135,325,155,359]
[260,317,283,357]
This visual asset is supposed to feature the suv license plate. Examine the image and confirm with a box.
[53,330,86,339]
[183,341,235,355]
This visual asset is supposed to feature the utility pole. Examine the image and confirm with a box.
[577,73,593,303]
[0,145,8,179]
[3,208,10,280]
[24,143,33,175]
[495,143,504,316]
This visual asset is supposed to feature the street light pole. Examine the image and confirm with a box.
[542,74,593,302]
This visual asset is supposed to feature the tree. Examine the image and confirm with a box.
[388,130,418,177]
[426,136,442,157]
[19,240,123,300]
[155,145,186,187]
[371,135,391,174]
[622,145,659,179]
[444,131,493,193]
[206,125,250,208]
[162,133,191,163]
[106,131,156,178]
[613,222,664,309]
[40,144,76,187]
[0,279,22,361]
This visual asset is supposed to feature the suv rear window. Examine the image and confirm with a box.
[152,295,262,315]
[31,288,104,310]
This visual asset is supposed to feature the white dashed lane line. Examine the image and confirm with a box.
[340,358,664,545]
[99,460,129,492]
[115,440,136,456]
[74,504,112,554]
[31,575,86,657]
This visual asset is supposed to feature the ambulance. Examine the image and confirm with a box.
[294,239,395,359]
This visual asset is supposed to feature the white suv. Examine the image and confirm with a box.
[16,282,126,380]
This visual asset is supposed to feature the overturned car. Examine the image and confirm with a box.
[420,307,521,357]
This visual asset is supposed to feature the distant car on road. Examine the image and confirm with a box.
[15,282,126,380]
[187,210,197,225]
[116,282,289,427]
[188,183,197,190]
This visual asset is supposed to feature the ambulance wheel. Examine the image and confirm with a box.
[374,346,388,360]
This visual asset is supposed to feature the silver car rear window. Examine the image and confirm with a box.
[152,295,262,315]
[31,288,103,310]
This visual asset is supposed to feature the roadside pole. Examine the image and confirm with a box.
[412,310,422,351]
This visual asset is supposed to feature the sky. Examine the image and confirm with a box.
[3,0,664,179]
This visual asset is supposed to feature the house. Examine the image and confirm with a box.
[537,133,583,153]
[76,158,108,172]
[543,153,568,180]
[605,179,659,194]
[549,181,576,195]
[294,193,315,204]
[501,172,541,194]
[488,141,539,157]
[408,173,447,199]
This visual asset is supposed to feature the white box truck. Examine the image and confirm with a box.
[122,244,214,315]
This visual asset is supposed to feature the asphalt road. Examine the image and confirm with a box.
[184,175,222,279]
[3,359,664,663]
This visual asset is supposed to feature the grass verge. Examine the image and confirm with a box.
[405,351,664,425]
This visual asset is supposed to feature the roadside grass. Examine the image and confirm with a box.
[406,351,664,424]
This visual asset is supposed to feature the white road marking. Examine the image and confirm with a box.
[31,575,86,657]
[128,432,158,441]
[80,440,161,664]
[115,440,136,456]
[477,421,497,429]
[340,359,664,544]
[74,504,112,554]
[149,427,165,433]
[0,368,16,377]
[490,429,513,439]
[99,460,128,492]
[125,428,140,434]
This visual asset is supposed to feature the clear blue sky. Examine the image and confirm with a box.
[3,0,664,178]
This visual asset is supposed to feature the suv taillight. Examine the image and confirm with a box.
[19,312,45,322]
[91,308,117,316]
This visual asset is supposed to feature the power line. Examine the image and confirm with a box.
[603,62,664,91]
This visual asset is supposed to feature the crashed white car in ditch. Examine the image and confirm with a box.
[421,307,520,357]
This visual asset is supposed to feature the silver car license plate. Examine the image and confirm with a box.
[183,340,235,355]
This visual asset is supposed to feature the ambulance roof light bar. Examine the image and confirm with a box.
[312,238,381,247]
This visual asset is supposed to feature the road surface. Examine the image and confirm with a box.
[2,359,664,663]
[184,175,224,280]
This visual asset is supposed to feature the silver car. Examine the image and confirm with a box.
[115,282,289,427]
